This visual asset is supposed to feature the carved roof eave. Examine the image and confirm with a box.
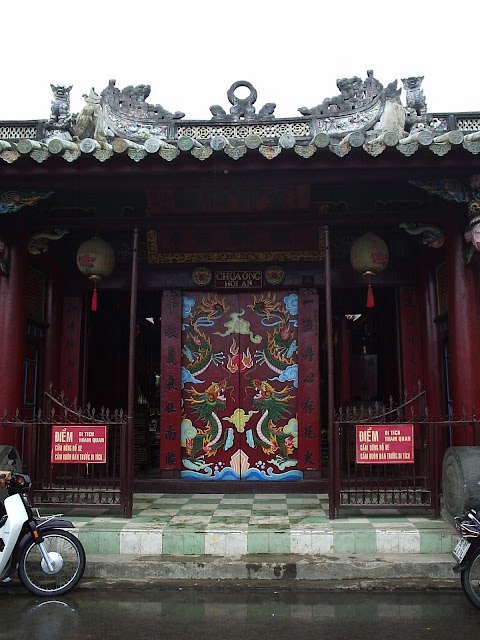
[1,105,480,163]
[1,128,480,165]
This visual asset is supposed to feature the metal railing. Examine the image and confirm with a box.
[1,387,127,512]
[331,388,480,518]
[3,386,479,519]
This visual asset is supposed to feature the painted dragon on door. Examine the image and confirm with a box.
[180,291,302,480]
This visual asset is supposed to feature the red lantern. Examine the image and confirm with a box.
[76,236,115,311]
[350,232,389,308]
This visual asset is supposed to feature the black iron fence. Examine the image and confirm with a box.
[3,386,480,519]
[0,388,127,512]
[331,388,480,518]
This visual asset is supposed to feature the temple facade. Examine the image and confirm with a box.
[1,72,480,496]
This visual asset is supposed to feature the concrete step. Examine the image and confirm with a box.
[55,493,459,558]
[82,553,459,589]
[75,523,458,557]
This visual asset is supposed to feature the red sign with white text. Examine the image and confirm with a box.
[356,424,414,464]
[51,425,107,464]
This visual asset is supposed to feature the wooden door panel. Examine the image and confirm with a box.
[180,291,302,480]
[237,291,300,479]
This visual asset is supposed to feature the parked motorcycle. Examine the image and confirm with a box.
[0,469,86,596]
[453,507,480,609]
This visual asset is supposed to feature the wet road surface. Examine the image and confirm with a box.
[1,586,479,640]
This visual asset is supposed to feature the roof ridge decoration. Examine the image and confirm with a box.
[72,80,186,144]
[70,72,431,145]
[298,70,383,117]
[1,72,480,164]
[49,84,73,129]
[209,80,276,121]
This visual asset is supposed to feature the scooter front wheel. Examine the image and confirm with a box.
[461,546,480,610]
[18,529,85,596]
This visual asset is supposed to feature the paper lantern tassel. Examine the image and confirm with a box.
[366,283,375,309]
[91,284,98,312]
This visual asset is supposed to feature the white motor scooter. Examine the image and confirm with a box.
[0,466,85,596]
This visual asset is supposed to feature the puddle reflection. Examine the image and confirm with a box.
[2,589,479,640]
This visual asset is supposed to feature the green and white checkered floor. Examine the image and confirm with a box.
[50,493,458,557]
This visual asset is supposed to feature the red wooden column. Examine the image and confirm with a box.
[0,231,28,416]
[445,214,480,442]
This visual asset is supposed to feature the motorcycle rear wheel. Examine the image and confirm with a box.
[18,529,86,596]
[461,547,480,610]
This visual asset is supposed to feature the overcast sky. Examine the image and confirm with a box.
[1,0,479,122]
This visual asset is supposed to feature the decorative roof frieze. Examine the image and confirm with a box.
[1,73,480,164]
[3,130,480,164]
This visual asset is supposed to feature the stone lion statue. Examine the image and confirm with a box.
[401,76,427,116]
[49,84,73,125]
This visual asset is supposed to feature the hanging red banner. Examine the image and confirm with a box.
[356,424,414,464]
[297,290,321,471]
[159,291,182,470]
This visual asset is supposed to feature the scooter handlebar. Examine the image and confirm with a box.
[1,470,31,492]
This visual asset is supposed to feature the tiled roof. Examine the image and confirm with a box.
[0,127,479,165]
[1,75,479,164]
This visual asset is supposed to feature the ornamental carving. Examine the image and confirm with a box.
[3,72,480,165]
[73,80,185,145]
[49,84,73,127]
[28,229,69,255]
[299,70,383,117]
[399,223,445,249]
[209,81,277,122]
[0,190,53,215]
[410,175,480,260]
[401,76,427,116]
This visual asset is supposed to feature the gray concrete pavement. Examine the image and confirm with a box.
[81,552,459,590]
